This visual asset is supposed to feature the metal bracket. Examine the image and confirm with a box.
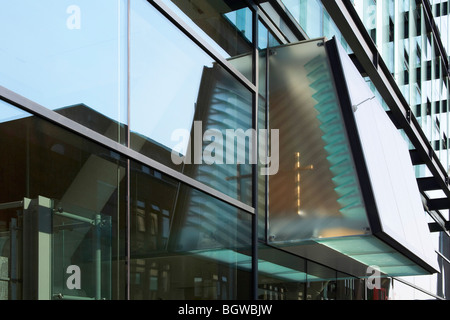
[406,109,411,123]
[429,221,450,232]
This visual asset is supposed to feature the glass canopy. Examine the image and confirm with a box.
[266,37,439,277]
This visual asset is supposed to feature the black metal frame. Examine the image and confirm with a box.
[324,38,383,236]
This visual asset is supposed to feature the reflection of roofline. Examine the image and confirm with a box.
[56,103,94,113]
[54,103,173,153]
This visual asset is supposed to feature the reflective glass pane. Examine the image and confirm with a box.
[0,99,126,300]
[280,0,351,52]
[281,0,323,39]
[336,272,366,300]
[267,39,370,244]
[130,161,252,300]
[306,261,336,300]
[52,205,112,300]
[0,1,128,143]
[130,0,253,205]
[163,0,253,82]
[354,0,377,41]
[257,21,281,240]
[258,245,306,300]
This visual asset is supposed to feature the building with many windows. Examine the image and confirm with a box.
[0,0,450,300]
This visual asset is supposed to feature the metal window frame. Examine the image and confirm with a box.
[0,86,255,216]
[0,0,294,301]
[2,0,396,300]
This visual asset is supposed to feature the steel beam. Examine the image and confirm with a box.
[417,177,443,191]
[428,198,450,211]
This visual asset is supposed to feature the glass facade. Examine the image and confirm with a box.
[129,0,254,205]
[129,160,253,300]
[0,0,449,301]
[0,99,127,299]
[0,0,128,144]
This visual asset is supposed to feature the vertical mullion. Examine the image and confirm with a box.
[126,0,131,301]
[252,5,259,301]
[264,24,270,249]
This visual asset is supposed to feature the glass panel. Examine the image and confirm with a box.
[263,37,438,278]
[280,0,351,52]
[281,0,323,39]
[267,39,370,244]
[52,205,112,300]
[163,0,254,82]
[130,0,253,206]
[354,0,377,41]
[306,261,336,300]
[381,0,395,73]
[366,277,392,300]
[336,272,366,300]
[257,21,281,240]
[0,99,126,300]
[129,161,253,300]
[258,245,306,300]
[0,1,128,143]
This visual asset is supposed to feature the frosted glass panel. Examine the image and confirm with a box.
[267,39,370,244]
[336,40,440,273]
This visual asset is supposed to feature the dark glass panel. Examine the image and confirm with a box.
[129,160,253,300]
[130,0,253,206]
[0,100,126,300]
[258,245,307,300]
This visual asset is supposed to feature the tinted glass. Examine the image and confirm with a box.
[0,1,128,143]
[130,0,253,206]
[0,100,126,300]
[130,160,253,300]
[163,0,253,82]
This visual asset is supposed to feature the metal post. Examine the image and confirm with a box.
[10,218,17,300]
[95,214,102,300]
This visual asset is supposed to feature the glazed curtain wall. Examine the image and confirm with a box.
[0,96,370,300]
[0,98,254,300]
[0,0,256,206]
[0,0,375,300]
[0,0,257,300]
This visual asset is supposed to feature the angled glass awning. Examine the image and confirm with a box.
[266,37,439,277]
